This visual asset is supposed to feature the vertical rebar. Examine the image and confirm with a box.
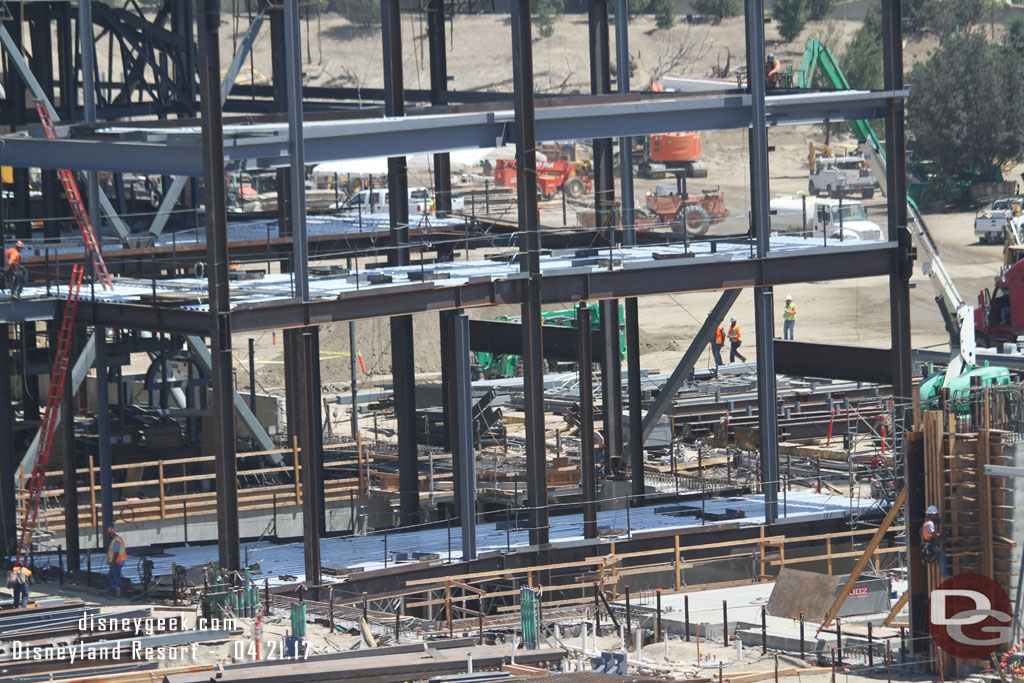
[656,589,662,642]
[684,594,690,641]
[625,585,632,646]
[722,600,728,646]
[761,605,767,654]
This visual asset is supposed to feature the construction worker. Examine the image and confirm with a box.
[712,324,725,367]
[765,53,781,87]
[5,561,31,608]
[921,505,950,579]
[783,295,797,340]
[105,526,127,596]
[5,240,24,299]
[728,317,746,362]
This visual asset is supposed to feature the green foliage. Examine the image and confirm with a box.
[838,6,883,90]
[653,0,675,29]
[327,0,381,27]
[908,0,1000,35]
[692,0,739,22]
[610,0,651,18]
[773,0,808,43]
[807,0,833,21]
[908,33,1024,179]
[1006,17,1024,58]
[535,0,565,38]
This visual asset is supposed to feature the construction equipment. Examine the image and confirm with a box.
[493,159,591,200]
[644,175,729,236]
[15,265,84,566]
[620,133,708,180]
[34,101,114,290]
[807,142,878,199]
[796,36,1010,403]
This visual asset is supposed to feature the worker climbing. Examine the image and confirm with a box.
[765,52,781,87]
[5,561,31,608]
[5,240,24,300]
[712,324,725,368]
[106,526,127,596]
[783,295,797,340]
[921,505,950,579]
[728,317,746,362]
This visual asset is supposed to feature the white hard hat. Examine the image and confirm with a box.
[926,505,939,515]
[785,295,792,300]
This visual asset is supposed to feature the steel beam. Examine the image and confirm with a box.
[745,0,778,526]
[512,0,549,547]
[198,0,240,572]
[468,318,603,361]
[640,289,741,441]
[0,89,908,176]
[774,341,893,383]
[452,311,477,560]
[427,0,452,214]
[296,328,323,585]
[577,304,597,540]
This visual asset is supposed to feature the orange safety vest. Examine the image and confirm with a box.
[728,324,741,343]
[107,535,127,564]
[714,327,725,345]
[921,519,938,542]
[5,247,19,268]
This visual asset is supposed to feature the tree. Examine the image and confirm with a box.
[692,0,739,23]
[328,0,380,27]
[773,0,808,43]
[911,0,1000,36]
[839,6,883,90]
[807,0,833,21]
[535,0,565,38]
[908,33,1024,179]
[1006,16,1024,58]
[653,0,674,29]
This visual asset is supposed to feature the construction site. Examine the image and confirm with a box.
[2,0,1024,681]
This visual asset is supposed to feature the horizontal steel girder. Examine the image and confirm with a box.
[0,89,907,176]
[74,241,896,333]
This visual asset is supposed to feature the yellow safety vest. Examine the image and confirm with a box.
[784,303,796,321]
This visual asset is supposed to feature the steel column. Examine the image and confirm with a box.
[744,0,778,525]
[198,0,240,572]
[577,304,597,539]
[94,325,113,533]
[297,328,323,585]
[452,311,477,560]
[427,0,452,214]
[512,0,548,546]
[881,0,918,647]
[441,311,455,452]
[0,325,14,555]
[615,0,642,499]
[284,0,309,301]
[381,0,419,527]
[62,326,80,570]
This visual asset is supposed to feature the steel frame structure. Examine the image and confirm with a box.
[0,0,914,641]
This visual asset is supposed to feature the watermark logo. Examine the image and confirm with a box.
[928,573,1012,659]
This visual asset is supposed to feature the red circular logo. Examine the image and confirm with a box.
[928,573,1012,659]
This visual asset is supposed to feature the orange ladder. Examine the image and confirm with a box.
[15,265,85,566]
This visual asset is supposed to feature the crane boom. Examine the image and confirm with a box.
[798,38,975,381]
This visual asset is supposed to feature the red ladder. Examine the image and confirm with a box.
[15,265,85,566]
[34,101,114,290]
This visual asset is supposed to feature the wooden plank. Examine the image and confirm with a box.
[883,590,909,627]
[820,487,905,628]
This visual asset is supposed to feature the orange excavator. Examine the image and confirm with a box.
[625,79,708,179]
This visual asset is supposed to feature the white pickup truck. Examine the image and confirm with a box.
[770,194,884,242]
[974,196,1022,244]
[337,186,466,215]
[808,155,878,199]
